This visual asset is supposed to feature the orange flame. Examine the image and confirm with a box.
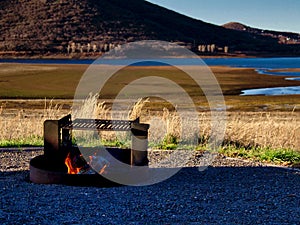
[65,153,81,174]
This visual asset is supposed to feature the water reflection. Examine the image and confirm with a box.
[256,69,300,81]
[241,86,300,96]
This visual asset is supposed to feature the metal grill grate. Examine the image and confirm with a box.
[63,119,133,131]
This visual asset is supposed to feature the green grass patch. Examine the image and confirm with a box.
[1,134,299,167]
[0,136,43,148]
[219,146,300,166]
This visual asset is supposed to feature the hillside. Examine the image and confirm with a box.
[0,0,299,56]
[223,22,300,45]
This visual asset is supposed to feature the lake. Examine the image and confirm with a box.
[206,58,300,95]
[1,57,300,96]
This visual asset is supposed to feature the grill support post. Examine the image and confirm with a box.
[44,115,72,165]
[44,120,59,159]
[131,123,149,166]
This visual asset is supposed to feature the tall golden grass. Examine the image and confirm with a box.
[0,100,65,144]
[0,95,299,151]
[223,111,300,150]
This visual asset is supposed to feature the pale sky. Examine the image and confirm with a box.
[147,0,300,33]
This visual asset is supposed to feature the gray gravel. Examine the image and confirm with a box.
[1,149,300,224]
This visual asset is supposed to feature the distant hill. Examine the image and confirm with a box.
[0,0,300,57]
[223,22,300,45]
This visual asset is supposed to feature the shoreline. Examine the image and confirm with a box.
[1,52,300,60]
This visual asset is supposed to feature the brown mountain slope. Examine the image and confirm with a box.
[0,0,299,56]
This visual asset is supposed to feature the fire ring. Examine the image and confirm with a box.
[29,114,150,187]
[29,154,122,187]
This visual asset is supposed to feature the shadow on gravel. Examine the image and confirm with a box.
[1,166,299,186]
[1,167,299,224]
[0,170,30,182]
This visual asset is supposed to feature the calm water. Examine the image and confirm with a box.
[205,57,300,69]
[206,58,300,95]
[1,57,300,68]
[1,57,300,96]
[241,86,300,96]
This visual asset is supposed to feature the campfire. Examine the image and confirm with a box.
[64,148,112,175]
[64,151,91,175]
[30,114,149,186]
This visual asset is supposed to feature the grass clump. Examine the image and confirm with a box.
[155,134,179,150]
[219,146,300,166]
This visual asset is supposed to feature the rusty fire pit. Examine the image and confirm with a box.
[30,115,150,187]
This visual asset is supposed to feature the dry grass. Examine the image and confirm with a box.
[0,99,65,146]
[150,108,300,151]
[0,96,299,151]
[224,111,300,150]
[92,94,300,150]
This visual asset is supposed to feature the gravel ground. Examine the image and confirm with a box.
[1,149,300,225]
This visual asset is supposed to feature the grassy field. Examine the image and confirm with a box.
[0,63,299,166]
[0,63,85,98]
[0,63,299,111]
